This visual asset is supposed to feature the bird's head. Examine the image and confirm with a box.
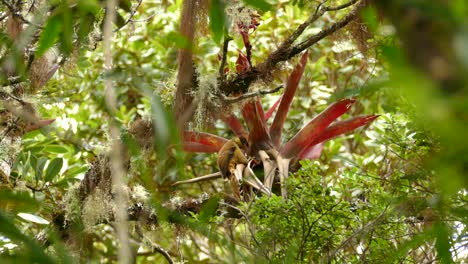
[233,136,249,150]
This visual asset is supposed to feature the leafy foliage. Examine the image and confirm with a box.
[0,0,467,263]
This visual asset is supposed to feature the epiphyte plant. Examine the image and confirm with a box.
[182,51,378,199]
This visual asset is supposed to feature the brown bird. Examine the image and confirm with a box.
[217,136,249,199]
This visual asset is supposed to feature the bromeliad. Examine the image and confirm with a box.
[182,51,378,199]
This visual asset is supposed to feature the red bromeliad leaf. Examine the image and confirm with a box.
[241,100,257,130]
[241,100,272,152]
[183,131,227,150]
[297,115,379,159]
[311,115,379,146]
[270,51,309,147]
[280,98,356,159]
[182,142,220,153]
[239,29,250,49]
[265,95,282,121]
[221,114,248,138]
[236,51,251,73]
[237,12,259,64]
[25,119,55,132]
[299,143,324,160]
[255,98,266,124]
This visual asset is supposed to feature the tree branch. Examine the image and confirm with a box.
[171,172,222,186]
[325,0,359,11]
[291,0,365,57]
[218,36,232,84]
[1,0,42,28]
[325,206,389,262]
[219,0,365,95]
[221,85,283,104]
[1,76,26,87]
[113,0,143,33]
[0,12,8,22]
[149,241,174,264]
[281,0,328,48]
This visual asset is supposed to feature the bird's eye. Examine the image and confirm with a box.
[239,136,248,147]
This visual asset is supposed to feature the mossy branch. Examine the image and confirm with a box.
[219,0,365,95]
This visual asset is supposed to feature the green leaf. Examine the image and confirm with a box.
[27,146,45,153]
[44,158,63,182]
[51,164,87,186]
[22,130,41,139]
[36,15,63,57]
[434,222,453,264]
[209,0,226,43]
[360,6,379,33]
[151,96,172,156]
[77,55,92,69]
[17,213,50,225]
[60,8,73,55]
[64,165,89,178]
[78,15,96,45]
[167,31,191,49]
[242,0,273,12]
[199,196,220,222]
[29,155,37,173]
[118,0,132,12]
[22,151,32,178]
[0,189,39,212]
[114,12,127,28]
[0,31,13,46]
[0,212,55,263]
[44,145,70,154]
[53,177,80,187]
[150,95,185,182]
[78,0,100,14]
[35,157,48,181]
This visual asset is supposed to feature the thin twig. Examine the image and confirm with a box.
[219,0,364,95]
[129,13,156,23]
[113,0,143,32]
[221,85,283,104]
[291,0,365,56]
[0,91,25,103]
[220,201,262,247]
[281,0,328,48]
[325,0,358,11]
[172,172,222,186]
[0,12,8,21]
[265,0,354,64]
[1,76,26,87]
[26,0,36,15]
[218,36,233,83]
[149,242,174,264]
[1,0,42,28]
[326,206,389,262]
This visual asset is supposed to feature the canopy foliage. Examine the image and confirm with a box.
[0,0,467,263]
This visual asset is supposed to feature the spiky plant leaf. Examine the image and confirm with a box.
[242,100,272,153]
[221,114,248,138]
[265,95,282,121]
[183,131,227,149]
[281,98,356,158]
[270,51,309,147]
